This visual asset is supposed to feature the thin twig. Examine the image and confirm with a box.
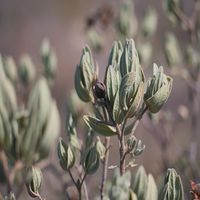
[100,137,110,200]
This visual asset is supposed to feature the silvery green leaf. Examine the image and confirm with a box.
[57,138,75,171]
[164,33,182,66]
[120,39,140,78]
[142,6,158,37]
[159,168,184,200]
[37,100,60,159]
[19,54,36,84]
[145,174,158,200]
[132,166,147,200]
[112,91,124,124]
[105,65,120,106]
[2,56,18,83]
[83,115,117,136]
[74,46,94,102]
[129,190,138,200]
[185,45,200,67]
[0,56,17,114]
[116,0,138,38]
[108,41,123,68]
[83,146,100,175]
[138,42,152,65]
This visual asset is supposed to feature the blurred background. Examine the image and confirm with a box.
[0,0,199,199]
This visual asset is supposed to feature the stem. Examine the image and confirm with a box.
[100,137,110,200]
[83,180,89,200]
[0,150,12,194]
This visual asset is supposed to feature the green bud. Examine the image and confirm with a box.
[120,39,142,81]
[2,56,18,83]
[129,190,138,200]
[75,46,95,102]
[108,41,123,68]
[127,136,137,152]
[142,6,158,37]
[57,138,75,171]
[159,168,184,200]
[164,33,182,66]
[19,54,36,84]
[83,146,100,175]
[83,115,117,137]
[95,137,106,160]
[185,45,200,67]
[119,72,144,119]
[163,0,181,25]
[87,28,104,52]
[134,140,145,156]
[144,64,173,113]
[26,166,43,198]
[116,0,138,37]
[0,55,17,114]
[138,42,152,65]
[67,113,79,149]
[41,38,57,80]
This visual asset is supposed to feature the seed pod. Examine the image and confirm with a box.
[26,166,43,198]
[144,64,173,113]
[74,46,95,102]
[83,146,100,175]
[41,38,57,80]
[57,138,75,171]
[19,54,36,84]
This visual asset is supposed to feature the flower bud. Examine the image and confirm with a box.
[57,138,75,171]
[144,64,173,113]
[95,137,106,159]
[19,54,36,84]
[127,136,137,152]
[116,0,138,37]
[83,146,100,174]
[164,33,182,66]
[41,38,57,80]
[75,46,95,102]
[26,166,43,198]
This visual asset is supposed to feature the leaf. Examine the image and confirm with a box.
[145,174,158,200]
[83,115,117,136]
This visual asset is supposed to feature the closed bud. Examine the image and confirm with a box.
[26,166,43,198]
[127,136,137,152]
[142,6,158,37]
[19,54,36,84]
[57,138,75,171]
[41,38,57,80]
[134,140,145,156]
[2,56,18,83]
[116,0,138,38]
[163,0,182,25]
[83,146,100,174]
[164,33,182,66]
[95,137,106,159]
[144,64,173,113]
[75,46,95,102]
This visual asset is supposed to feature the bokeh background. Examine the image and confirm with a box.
[0,0,199,199]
